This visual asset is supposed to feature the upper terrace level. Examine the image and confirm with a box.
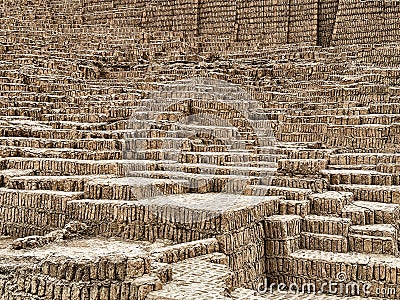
[2,0,400,48]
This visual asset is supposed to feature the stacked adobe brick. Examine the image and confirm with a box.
[1,0,400,298]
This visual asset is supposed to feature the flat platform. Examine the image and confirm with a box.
[138,193,282,212]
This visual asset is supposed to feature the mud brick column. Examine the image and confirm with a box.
[317,0,339,47]
[217,222,267,289]
[214,196,280,289]
[236,0,265,42]
[331,0,400,46]
[287,0,318,44]
[141,0,199,36]
[197,0,237,39]
[263,0,290,45]
[264,215,302,286]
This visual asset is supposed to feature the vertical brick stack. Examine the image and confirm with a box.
[331,0,400,46]
[77,0,328,44]
[236,0,265,42]
[262,0,291,45]
[197,0,237,39]
[139,0,199,36]
[287,0,318,44]
[0,188,82,238]
[264,215,301,285]
[317,0,339,47]
[215,197,281,289]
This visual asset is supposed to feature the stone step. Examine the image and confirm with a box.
[125,137,255,152]
[348,234,398,256]
[128,170,262,194]
[243,185,313,201]
[321,169,399,186]
[278,159,328,176]
[0,188,83,206]
[68,194,281,239]
[131,149,274,163]
[276,122,329,135]
[342,201,400,226]
[0,169,35,186]
[14,273,162,300]
[0,188,84,237]
[42,107,136,120]
[350,224,398,239]
[0,137,121,151]
[125,137,191,151]
[127,138,271,154]
[376,163,400,174]
[327,124,391,139]
[271,176,328,193]
[330,153,400,165]
[328,164,377,171]
[277,147,334,160]
[48,102,140,112]
[126,127,274,146]
[370,103,400,114]
[285,113,400,125]
[218,160,279,168]
[309,191,353,216]
[300,232,348,253]
[0,106,42,117]
[45,120,108,130]
[277,199,310,217]
[2,157,169,176]
[331,184,400,204]
[132,110,271,128]
[360,114,400,125]
[0,126,119,140]
[41,112,123,123]
[1,291,42,300]
[84,177,189,200]
[5,175,115,192]
[275,132,327,143]
[158,162,276,177]
[138,97,265,113]
[302,215,351,236]
[275,141,329,150]
[126,125,244,140]
[0,145,121,160]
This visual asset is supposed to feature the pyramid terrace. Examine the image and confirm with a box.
[1,0,400,299]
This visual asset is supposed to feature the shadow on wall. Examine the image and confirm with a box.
[80,0,339,46]
[79,0,400,47]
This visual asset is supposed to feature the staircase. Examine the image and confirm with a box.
[1,0,400,298]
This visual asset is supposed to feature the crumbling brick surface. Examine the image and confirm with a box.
[0,0,400,299]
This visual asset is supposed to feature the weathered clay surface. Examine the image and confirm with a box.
[1,0,400,299]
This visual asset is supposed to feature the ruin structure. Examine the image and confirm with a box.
[0,0,400,299]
